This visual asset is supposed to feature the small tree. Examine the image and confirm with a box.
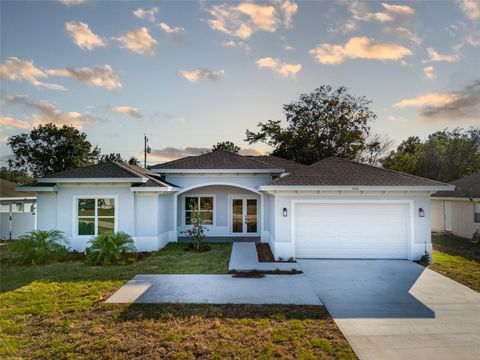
[184,211,208,250]
[128,157,140,166]
[212,141,241,154]
[85,232,136,266]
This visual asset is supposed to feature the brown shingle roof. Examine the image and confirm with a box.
[247,156,307,174]
[0,179,35,198]
[41,161,146,179]
[433,172,480,198]
[151,150,283,171]
[264,157,448,187]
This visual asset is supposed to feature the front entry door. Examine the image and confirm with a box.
[231,197,258,234]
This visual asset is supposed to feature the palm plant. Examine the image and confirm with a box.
[85,231,136,265]
[10,229,68,265]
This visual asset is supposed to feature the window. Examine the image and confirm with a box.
[185,196,214,225]
[0,203,9,213]
[14,203,23,213]
[77,198,115,235]
[475,202,480,223]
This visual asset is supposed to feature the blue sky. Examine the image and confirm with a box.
[1,0,479,165]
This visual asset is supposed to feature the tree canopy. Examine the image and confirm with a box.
[100,153,140,166]
[7,124,101,178]
[0,167,34,185]
[211,141,241,154]
[245,86,378,165]
[381,128,480,182]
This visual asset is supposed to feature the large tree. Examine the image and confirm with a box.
[211,141,241,154]
[381,128,480,182]
[8,124,101,177]
[245,86,377,165]
[0,167,34,184]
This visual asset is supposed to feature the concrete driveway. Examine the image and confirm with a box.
[298,259,480,360]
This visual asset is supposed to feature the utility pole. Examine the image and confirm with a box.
[144,135,150,168]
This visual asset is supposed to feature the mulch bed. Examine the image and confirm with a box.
[256,243,275,262]
[232,272,265,278]
[65,251,153,262]
[184,243,212,252]
[231,270,303,277]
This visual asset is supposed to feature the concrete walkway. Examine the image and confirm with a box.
[228,242,301,271]
[106,274,322,305]
[299,259,480,360]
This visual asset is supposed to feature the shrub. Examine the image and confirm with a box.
[10,230,68,265]
[85,231,136,265]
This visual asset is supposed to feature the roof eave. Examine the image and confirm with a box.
[258,185,455,192]
[37,177,147,183]
[17,185,58,192]
[130,186,180,192]
[151,168,284,174]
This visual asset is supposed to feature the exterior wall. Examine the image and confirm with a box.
[269,192,432,261]
[177,185,261,237]
[431,198,479,239]
[451,200,478,239]
[165,174,273,191]
[431,199,445,232]
[264,193,275,250]
[35,185,176,252]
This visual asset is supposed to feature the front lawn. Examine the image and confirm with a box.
[430,233,480,293]
[0,242,355,359]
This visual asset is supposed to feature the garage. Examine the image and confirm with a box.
[294,201,411,259]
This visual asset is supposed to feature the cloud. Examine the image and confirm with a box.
[0,116,30,129]
[1,94,96,129]
[424,47,461,63]
[149,147,210,162]
[381,3,415,16]
[57,0,89,6]
[423,66,435,80]
[221,40,251,51]
[65,21,105,50]
[108,106,142,118]
[256,57,301,78]
[47,65,122,91]
[179,69,225,82]
[384,26,421,45]
[0,57,65,90]
[458,0,480,21]
[133,7,159,22]
[348,1,394,22]
[207,1,297,39]
[394,80,480,121]
[279,0,298,27]
[309,37,412,64]
[394,93,459,108]
[158,22,185,41]
[114,28,156,56]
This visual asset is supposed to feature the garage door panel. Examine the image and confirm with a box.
[294,203,409,259]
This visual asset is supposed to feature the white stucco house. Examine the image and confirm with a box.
[19,150,453,260]
[431,172,480,239]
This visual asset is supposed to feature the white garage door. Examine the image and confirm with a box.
[294,202,410,259]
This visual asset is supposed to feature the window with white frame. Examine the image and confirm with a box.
[77,198,115,235]
[475,202,480,223]
[185,196,214,225]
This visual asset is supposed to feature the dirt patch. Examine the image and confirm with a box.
[183,243,212,252]
[232,272,265,278]
[256,243,275,262]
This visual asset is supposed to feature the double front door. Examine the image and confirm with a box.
[231,197,258,234]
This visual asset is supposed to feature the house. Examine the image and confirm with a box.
[1,178,36,239]
[19,150,452,260]
[431,172,480,239]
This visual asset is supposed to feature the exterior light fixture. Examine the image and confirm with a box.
[419,208,425,217]
[283,207,288,217]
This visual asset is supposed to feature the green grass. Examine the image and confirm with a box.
[430,233,480,293]
[0,242,355,359]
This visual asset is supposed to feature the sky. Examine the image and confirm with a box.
[0,0,479,166]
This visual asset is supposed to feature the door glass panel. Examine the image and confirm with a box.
[232,199,243,233]
[246,199,257,233]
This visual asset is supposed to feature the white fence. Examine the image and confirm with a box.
[0,212,36,240]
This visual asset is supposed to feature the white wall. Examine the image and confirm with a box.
[269,192,432,261]
[177,185,261,237]
[165,174,273,190]
[431,199,445,232]
[37,192,57,231]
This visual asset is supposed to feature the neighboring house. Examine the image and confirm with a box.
[19,150,452,260]
[431,172,480,239]
[0,178,36,239]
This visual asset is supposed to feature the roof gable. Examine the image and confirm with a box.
[264,157,448,187]
[40,161,144,180]
[151,150,283,171]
